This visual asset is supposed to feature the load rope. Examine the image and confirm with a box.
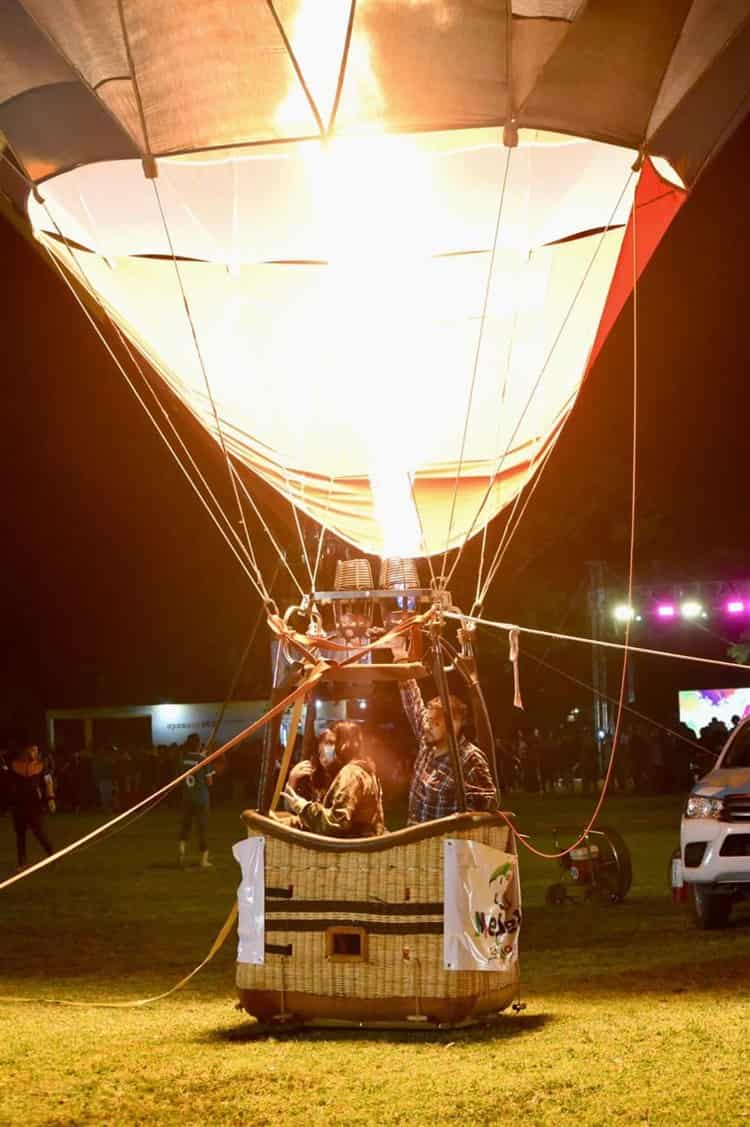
[444,612,750,674]
[0,611,433,894]
[0,901,238,1009]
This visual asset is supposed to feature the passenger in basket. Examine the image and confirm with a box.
[400,679,498,823]
[282,720,385,837]
[287,727,339,804]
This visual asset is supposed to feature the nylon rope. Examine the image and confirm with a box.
[446,612,750,674]
[445,169,636,594]
[150,179,269,599]
[0,902,238,1009]
[0,612,431,894]
[0,661,332,894]
[34,223,268,602]
[440,143,512,582]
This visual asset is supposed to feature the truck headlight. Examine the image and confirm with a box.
[685,795,723,819]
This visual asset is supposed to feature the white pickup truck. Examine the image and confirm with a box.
[680,717,750,928]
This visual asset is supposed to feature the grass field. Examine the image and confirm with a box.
[1,794,749,1126]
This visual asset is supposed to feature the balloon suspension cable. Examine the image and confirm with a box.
[445,612,750,674]
[310,472,340,591]
[454,208,717,861]
[466,164,637,606]
[311,495,331,591]
[150,178,270,600]
[265,0,326,137]
[116,0,156,175]
[474,523,489,613]
[10,140,275,605]
[446,165,636,599]
[231,465,306,602]
[326,0,357,136]
[406,472,438,588]
[276,458,317,591]
[32,206,270,604]
[440,144,512,581]
[109,320,282,603]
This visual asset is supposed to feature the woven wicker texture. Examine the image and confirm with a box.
[236,821,520,1003]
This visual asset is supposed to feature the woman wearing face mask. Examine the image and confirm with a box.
[283,721,385,838]
[287,728,338,805]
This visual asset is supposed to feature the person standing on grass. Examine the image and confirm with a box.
[178,734,215,868]
[7,742,55,870]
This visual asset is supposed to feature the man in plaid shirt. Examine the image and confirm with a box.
[400,678,498,824]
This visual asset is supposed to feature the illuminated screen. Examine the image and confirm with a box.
[678,688,750,736]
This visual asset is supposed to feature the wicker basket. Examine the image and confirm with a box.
[236,811,520,1027]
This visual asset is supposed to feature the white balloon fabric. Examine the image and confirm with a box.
[5,0,736,559]
[30,129,649,557]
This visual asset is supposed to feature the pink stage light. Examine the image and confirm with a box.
[657,604,676,618]
[727,600,745,615]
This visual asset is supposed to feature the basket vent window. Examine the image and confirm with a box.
[326,926,368,962]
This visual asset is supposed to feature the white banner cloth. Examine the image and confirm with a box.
[443,838,521,971]
[232,837,265,965]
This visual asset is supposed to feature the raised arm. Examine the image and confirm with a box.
[399,678,427,742]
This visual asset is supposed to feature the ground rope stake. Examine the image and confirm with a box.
[0,902,238,1009]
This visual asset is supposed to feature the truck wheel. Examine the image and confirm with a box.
[691,884,733,929]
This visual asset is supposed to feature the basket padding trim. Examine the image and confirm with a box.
[266,899,443,916]
[242,810,508,853]
[265,919,444,935]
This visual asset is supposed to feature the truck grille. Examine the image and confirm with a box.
[719,835,750,857]
[722,794,750,822]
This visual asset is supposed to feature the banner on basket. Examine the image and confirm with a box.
[232,836,265,965]
[443,838,521,971]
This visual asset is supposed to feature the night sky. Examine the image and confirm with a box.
[2,115,750,740]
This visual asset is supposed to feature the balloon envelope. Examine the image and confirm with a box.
[2,1,745,558]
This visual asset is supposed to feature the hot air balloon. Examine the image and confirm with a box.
[1,0,748,1029]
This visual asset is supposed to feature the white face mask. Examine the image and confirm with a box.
[320,743,336,766]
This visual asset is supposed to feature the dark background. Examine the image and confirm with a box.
[2,116,749,744]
